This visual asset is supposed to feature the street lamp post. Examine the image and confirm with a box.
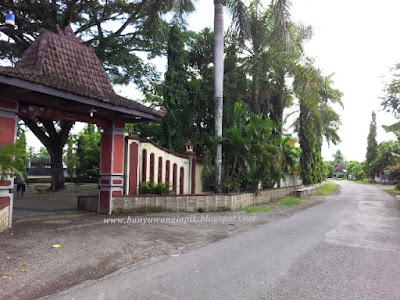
[0,11,16,31]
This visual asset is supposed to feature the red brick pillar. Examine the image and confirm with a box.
[127,137,139,195]
[0,99,18,230]
[184,141,196,195]
[98,121,125,214]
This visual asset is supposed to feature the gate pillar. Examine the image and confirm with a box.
[0,99,18,230]
[98,121,125,214]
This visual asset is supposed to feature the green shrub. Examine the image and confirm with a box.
[354,178,370,184]
[389,164,400,181]
[140,181,171,195]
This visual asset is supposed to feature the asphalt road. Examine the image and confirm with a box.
[43,181,400,300]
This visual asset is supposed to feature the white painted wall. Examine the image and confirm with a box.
[126,138,197,195]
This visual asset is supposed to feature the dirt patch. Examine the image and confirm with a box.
[0,183,331,300]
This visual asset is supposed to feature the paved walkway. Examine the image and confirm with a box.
[12,183,98,220]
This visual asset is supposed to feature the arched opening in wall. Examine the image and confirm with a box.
[179,167,184,194]
[158,157,163,183]
[142,149,147,183]
[173,163,177,194]
[165,160,170,185]
[150,153,155,183]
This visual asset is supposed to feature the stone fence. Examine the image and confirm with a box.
[111,183,321,214]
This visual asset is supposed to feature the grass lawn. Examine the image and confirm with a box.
[237,205,276,213]
[279,196,302,206]
[353,179,370,184]
[237,196,302,212]
[316,183,339,195]
[385,188,400,195]
[238,183,339,213]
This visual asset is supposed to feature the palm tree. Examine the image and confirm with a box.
[333,150,345,165]
[0,140,26,180]
[221,102,283,191]
[293,62,343,184]
[213,0,294,192]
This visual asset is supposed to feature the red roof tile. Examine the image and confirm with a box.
[0,24,163,119]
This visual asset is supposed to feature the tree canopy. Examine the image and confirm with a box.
[0,0,196,190]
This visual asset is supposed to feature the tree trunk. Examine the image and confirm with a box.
[22,118,74,191]
[251,71,260,115]
[49,146,65,190]
[270,72,285,132]
[214,1,224,193]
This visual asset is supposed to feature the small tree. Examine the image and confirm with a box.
[37,147,50,158]
[365,111,378,180]
[388,164,400,188]
[324,161,335,178]
[0,122,27,180]
[75,124,101,179]
[65,134,78,178]
[346,161,365,180]
[333,150,345,165]
[0,141,26,180]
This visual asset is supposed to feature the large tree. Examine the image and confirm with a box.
[22,118,73,190]
[381,63,400,115]
[0,1,195,87]
[226,0,307,131]
[293,62,342,185]
[212,0,295,192]
[0,1,195,190]
[161,23,191,152]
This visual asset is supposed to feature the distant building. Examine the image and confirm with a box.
[27,157,67,177]
[282,128,299,147]
[334,163,346,177]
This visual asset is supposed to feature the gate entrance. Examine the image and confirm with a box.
[0,24,163,231]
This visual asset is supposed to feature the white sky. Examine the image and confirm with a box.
[23,0,400,162]
[290,0,400,162]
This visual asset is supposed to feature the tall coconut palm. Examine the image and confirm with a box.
[213,0,293,192]
[213,0,225,193]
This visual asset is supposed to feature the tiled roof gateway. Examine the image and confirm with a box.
[0,24,163,118]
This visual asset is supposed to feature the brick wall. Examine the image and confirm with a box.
[112,184,321,214]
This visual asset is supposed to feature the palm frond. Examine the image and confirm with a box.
[271,0,292,46]
[226,0,249,45]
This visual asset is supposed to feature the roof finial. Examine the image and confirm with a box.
[56,23,81,43]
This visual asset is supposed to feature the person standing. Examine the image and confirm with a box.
[16,174,26,199]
